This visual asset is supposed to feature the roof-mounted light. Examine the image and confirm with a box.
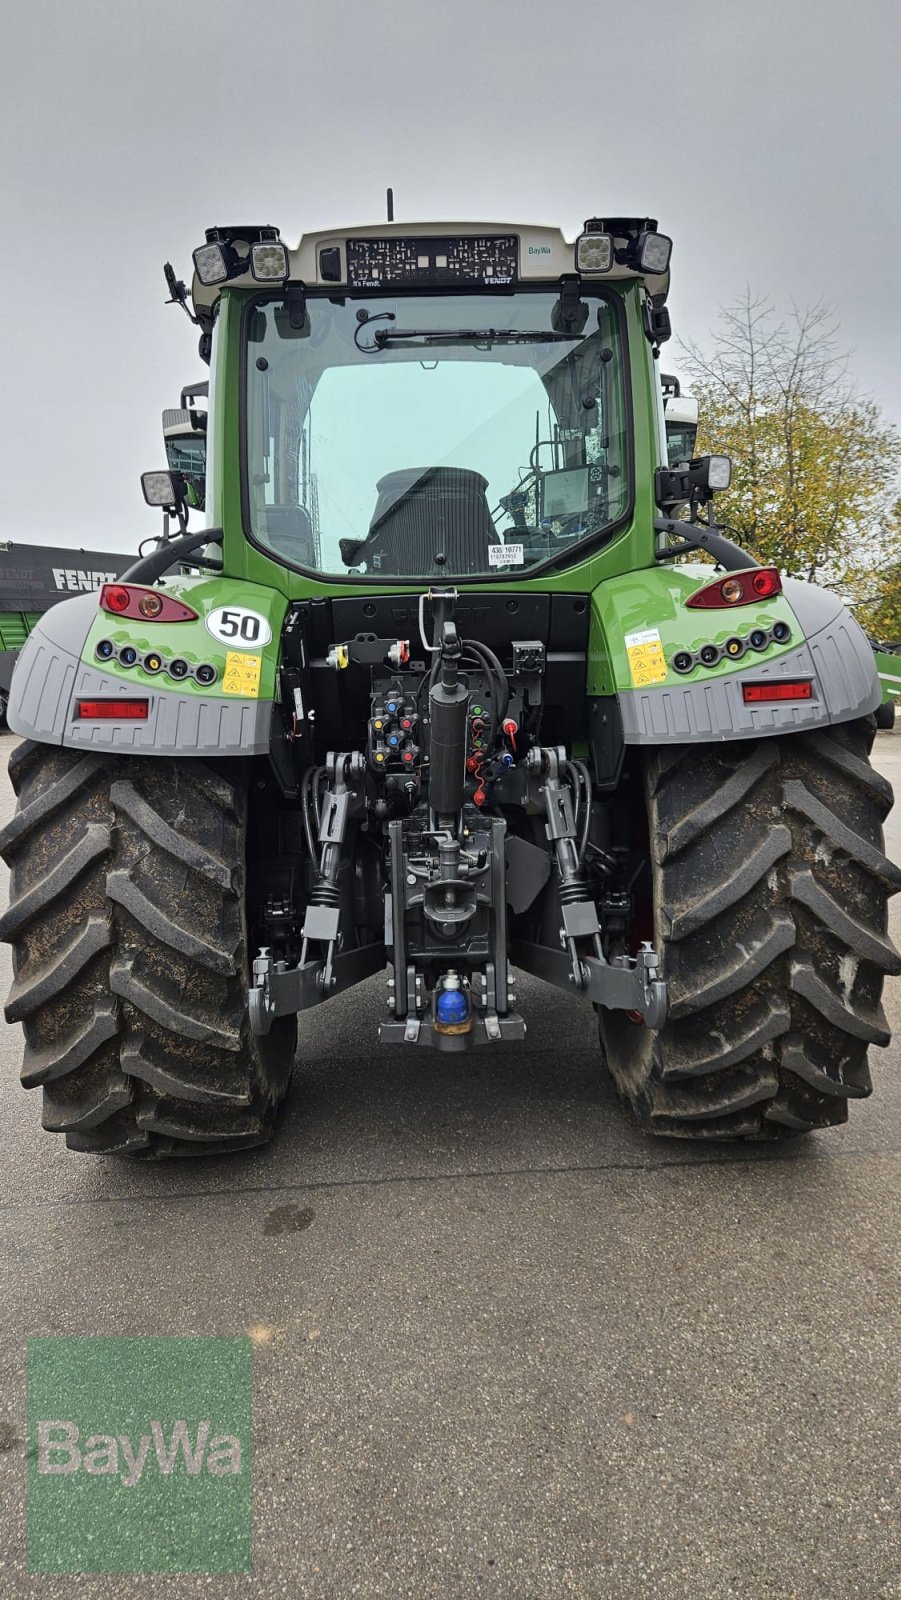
[575,229,613,274]
[192,226,284,287]
[577,218,672,280]
[192,242,229,286]
[636,231,672,274]
[251,241,289,281]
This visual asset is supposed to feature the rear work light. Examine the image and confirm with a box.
[251,241,289,281]
[575,230,613,273]
[77,699,150,720]
[99,584,198,622]
[742,681,812,704]
[686,568,782,609]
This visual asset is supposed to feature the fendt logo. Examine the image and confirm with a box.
[37,1419,243,1487]
[52,568,119,592]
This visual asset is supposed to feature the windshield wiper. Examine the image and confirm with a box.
[367,326,581,350]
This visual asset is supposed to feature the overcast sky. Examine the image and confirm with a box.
[3,0,899,553]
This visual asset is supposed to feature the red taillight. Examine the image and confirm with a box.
[686,568,782,608]
[77,699,149,720]
[742,681,812,704]
[98,584,197,623]
[751,569,781,598]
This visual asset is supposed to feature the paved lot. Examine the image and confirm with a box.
[0,732,898,1599]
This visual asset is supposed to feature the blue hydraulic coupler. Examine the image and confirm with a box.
[435,978,470,1034]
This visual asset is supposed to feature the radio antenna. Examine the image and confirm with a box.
[386,187,395,222]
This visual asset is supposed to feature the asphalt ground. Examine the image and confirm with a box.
[0,732,898,1600]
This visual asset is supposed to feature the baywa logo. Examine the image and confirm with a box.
[37,1418,242,1486]
[27,1336,252,1574]
[528,245,552,256]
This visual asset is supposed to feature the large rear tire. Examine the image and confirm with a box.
[598,718,901,1138]
[0,742,296,1156]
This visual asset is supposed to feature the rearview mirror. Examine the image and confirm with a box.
[664,394,700,467]
[163,409,207,511]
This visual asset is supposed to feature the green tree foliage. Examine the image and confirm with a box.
[846,499,901,641]
[678,294,901,606]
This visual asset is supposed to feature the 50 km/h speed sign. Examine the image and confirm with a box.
[205,606,272,650]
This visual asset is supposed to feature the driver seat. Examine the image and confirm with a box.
[364,467,494,575]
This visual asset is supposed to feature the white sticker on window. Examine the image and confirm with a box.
[488,543,525,567]
[205,606,272,650]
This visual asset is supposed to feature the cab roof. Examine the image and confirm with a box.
[189,217,671,320]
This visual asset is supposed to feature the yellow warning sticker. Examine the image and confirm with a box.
[222,652,262,698]
[624,628,668,688]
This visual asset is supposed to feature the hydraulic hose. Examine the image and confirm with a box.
[464,639,510,720]
[301,765,326,864]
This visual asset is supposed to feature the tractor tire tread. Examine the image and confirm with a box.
[1,742,294,1157]
[598,717,898,1139]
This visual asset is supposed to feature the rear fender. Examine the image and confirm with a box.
[588,568,879,746]
[6,576,287,755]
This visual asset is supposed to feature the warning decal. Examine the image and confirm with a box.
[624,628,668,688]
[222,651,262,697]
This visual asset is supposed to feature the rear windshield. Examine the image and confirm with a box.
[243,289,630,580]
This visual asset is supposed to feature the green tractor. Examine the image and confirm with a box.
[2,216,898,1156]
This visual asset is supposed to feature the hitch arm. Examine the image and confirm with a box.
[530,747,602,987]
[300,751,365,992]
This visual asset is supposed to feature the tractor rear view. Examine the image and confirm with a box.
[2,215,897,1156]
